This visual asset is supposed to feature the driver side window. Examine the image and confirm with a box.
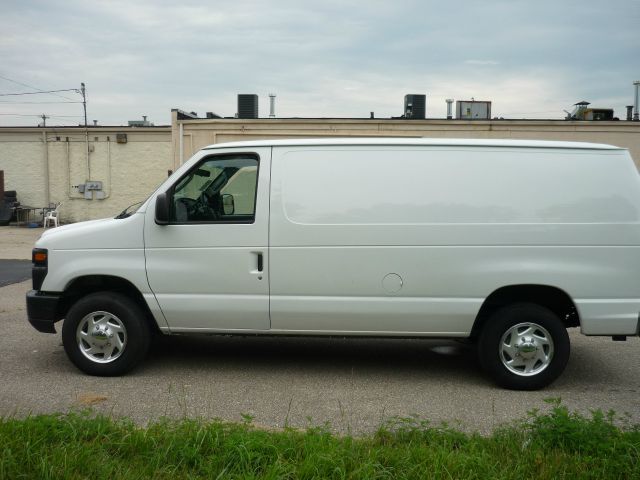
[170,154,259,223]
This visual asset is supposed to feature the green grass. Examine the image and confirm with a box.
[1,399,638,479]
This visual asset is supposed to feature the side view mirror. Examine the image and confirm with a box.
[222,194,235,215]
[155,192,170,225]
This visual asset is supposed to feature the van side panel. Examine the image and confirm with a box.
[269,146,640,335]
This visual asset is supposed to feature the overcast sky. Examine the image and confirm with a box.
[1,0,638,126]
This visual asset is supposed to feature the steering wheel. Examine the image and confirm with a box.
[191,192,217,220]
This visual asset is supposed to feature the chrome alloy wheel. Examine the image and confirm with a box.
[76,311,127,363]
[499,322,554,376]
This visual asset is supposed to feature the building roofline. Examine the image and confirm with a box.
[0,125,170,131]
[174,117,638,127]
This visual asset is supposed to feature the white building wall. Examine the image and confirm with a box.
[0,139,48,209]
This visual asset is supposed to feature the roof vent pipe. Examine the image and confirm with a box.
[269,93,276,118]
[634,81,640,121]
[446,99,454,120]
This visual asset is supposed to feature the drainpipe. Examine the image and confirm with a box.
[179,121,184,165]
[66,138,75,198]
[42,130,50,206]
[85,128,91,178]
[102,136,112,199]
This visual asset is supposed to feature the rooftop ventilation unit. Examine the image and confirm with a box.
[172,109,200,120]
[456,100,491,120]
[446,99,454,120]
[404,94,426,119]
[269,93,276,118]
[127,115,154,127]
[566,101,614,121]
[238,94,259,119]
[634,81,639,121]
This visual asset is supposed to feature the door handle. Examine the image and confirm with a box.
[251,252,264,275]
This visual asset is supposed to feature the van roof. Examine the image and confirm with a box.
[203,138,623,151]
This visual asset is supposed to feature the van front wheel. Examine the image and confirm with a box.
[62,292,150,376]
[478,303,570,390]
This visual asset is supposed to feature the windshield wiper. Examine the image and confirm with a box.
[115,200,144,219]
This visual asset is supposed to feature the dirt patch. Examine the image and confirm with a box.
[0,226,44,260]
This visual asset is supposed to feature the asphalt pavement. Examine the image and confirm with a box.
[0,259,31,287]
[1,279,639,434]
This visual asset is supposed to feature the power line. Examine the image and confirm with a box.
[0,75,89,128]
[0,101,83,104]
[0,74,42,90]
[0,113,82,117]
[0,74,76,101]
[0,88,79,97]
[0,115,81,126]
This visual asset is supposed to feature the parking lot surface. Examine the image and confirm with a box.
[0,226,638,434]
[0,226,41,260]
[0,260,30,287]
[1,277,639,434]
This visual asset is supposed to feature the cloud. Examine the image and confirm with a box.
[0,0,638,125]
[464,60,500,66]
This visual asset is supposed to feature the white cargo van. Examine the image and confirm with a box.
[26,138,640,389]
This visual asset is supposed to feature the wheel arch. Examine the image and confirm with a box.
[471,284,579,339]
[60,275,160,334]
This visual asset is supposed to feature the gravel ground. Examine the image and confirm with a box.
[1,278,639,435]
[0,226,42,260]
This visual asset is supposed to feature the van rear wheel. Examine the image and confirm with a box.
[478,303,570,390]
[62,292,150,376]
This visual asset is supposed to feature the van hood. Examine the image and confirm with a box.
[36,213,145,250]
[40,217,112,239]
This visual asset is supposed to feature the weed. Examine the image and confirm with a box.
[0,401,638,479]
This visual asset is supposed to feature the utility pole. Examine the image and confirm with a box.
[40,114,49,127]
[80,82,87,126]
[80,82,90,179]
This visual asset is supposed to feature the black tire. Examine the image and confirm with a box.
[478,303,570,390]
[62,291,151,376]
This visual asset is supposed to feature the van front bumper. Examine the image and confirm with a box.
[26,290,63,334]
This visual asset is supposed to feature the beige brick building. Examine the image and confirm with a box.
[171,111,640,170]
[0,126,171,223]
[1,114,639,223]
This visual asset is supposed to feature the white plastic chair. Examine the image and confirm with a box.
[44,202,61,228]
